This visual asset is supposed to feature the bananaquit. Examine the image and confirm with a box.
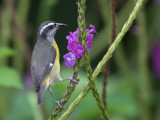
[31,21,76,107]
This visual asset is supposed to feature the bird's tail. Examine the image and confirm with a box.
[38,89,44,105]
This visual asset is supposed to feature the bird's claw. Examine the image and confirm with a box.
[55,101,62,109]
[71,79,78,84]
[69,74,79,84]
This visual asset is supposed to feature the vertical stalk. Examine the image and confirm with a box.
[16,0,31,71]
[102,0,116,108]
[155,95,160,120]
[98,0,111,26]
[77,0,110,119]
[137,10,151,120]
[0,8,12,65]
[3,0,31,72]
[12,0,30,73]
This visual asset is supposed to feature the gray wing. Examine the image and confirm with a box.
[31,42,56,92]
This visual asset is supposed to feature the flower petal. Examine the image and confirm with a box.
[63,52,76,67]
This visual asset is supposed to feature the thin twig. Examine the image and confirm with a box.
[59,0,144,119]
[102,0,116,108]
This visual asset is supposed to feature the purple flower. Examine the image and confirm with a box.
[87,34,94,52]
[66,31,78,51]
[73,44,84,58]
[151,42,160,78]
[88,24,97,34]
[86,29,90,33]
[67,41,77,51]
[64,24,97,67]
[73,28,79,35]
[63,52,76,67]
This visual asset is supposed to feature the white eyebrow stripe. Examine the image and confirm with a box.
[40,23,55,35]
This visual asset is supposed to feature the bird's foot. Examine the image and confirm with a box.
[69,74,79,84]
[55,101,62,109]
[62,74,79,84]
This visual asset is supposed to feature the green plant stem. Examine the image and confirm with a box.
[3,0,23,73]
[0,7,11,66]
[3,0,31,72]
[82,34,110,118]
[98,0,111,26]
[137,10,151,120]
[156,95,160,120]
[78,0,109,119]
[59,0,144,119]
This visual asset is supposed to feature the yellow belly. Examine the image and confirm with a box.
[50,61,61,83]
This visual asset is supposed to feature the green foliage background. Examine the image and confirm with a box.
[0,0,160,120]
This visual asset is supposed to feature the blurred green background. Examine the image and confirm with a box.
[0,0,160,120]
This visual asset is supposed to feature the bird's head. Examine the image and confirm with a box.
[38,21,67,42]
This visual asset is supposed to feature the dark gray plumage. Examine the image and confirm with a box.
[31,40,56,92]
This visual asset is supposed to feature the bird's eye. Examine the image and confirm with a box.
[49,24,56,29]
[53,23,56,28]
[49,25,53,29]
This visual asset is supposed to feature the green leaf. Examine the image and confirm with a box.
[8,92,34,120]
[0,67,23,89]
[0,46,15,59]
[106,76,138,119]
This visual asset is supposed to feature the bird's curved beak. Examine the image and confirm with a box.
[56,23,68,28]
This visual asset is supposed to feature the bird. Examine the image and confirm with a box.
[31,21,76,108]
